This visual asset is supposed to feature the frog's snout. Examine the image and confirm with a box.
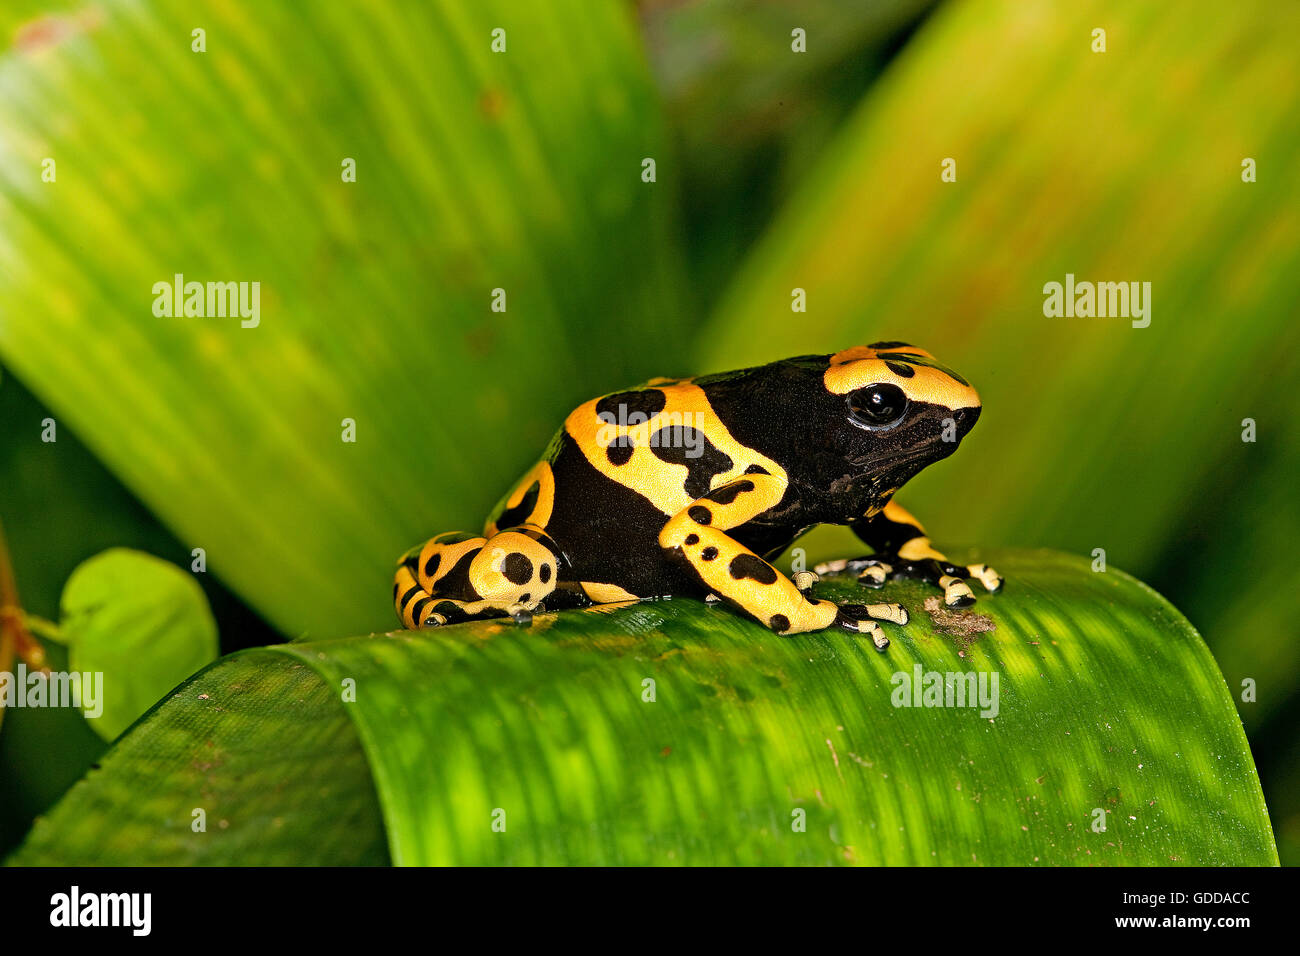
[952,405,981,438]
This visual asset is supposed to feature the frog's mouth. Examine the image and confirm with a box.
[858,408,980,477]
[877,448,943,483]
[839,406,981,494]
[842,449,935,496]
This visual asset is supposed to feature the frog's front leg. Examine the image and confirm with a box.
[819,500,1002,608]
[659,475,903,648]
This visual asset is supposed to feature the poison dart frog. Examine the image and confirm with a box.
[394,343,1001,650]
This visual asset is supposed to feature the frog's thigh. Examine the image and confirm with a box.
[659,476,835,635]
[394,527,560,627]
[466,526,561,611]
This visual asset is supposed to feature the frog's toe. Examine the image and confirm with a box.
[855,560,891,588]
[813,558,848,575]
[506,600,545,625]
[866,602,908,626]
[792,570,819,594]
[421,612,448,627]
[967,563,1003,593]
[833,604,892,650]
[815,554,890,587]
[940,575,977,608]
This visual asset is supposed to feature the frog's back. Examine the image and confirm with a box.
[482,364,813,595]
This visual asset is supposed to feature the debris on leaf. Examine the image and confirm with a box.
[923,596,995,649]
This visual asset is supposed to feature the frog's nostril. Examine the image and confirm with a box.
[955,406,981,433]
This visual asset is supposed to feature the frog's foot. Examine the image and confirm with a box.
[505,602,543,626]
[408,596,544,629]
[415,598,482,627]
[817,554,1002,609]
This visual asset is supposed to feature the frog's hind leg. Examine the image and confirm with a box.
[463,525,563,624]
[394,532,484,628]
[393,527,562,628]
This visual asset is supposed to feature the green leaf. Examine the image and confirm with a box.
[8,551,1276,866]
[0,0,687,639]
[10,653,388,865]
[60,548,218,740]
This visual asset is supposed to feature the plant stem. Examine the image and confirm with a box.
[22,613,64,644]
[0,514,47,733]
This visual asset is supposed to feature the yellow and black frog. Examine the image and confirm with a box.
[394,342,1001,650]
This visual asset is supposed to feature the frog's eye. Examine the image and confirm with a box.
[847,384,909,430]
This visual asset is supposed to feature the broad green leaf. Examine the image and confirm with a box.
[0,0,687,639]
[11,653,388,865]
[60,548,217,740]
[8,551,1276,866]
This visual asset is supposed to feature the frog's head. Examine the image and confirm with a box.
[819,342,981,497]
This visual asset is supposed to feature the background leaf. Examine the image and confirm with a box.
[60,548,218,739]
[0,0,688,639]
[9,551,1276,866]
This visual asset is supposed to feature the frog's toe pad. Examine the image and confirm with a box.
[856,562,891,588]
[968,563,1004,593]
[792,570,819,593]
[506,602,537,625]
[940,575,976,608]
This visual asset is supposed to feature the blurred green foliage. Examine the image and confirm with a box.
[0,0,1295,862]
[641,0,939,302]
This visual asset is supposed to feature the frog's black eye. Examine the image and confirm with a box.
[847,384,909,430]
